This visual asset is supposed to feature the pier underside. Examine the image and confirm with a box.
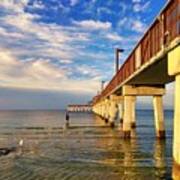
[127,57,174,85]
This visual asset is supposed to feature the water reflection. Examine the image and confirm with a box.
[0,111,174,179]
[172,162,180,180]
[94,115,171,179]
[153,140,167,178]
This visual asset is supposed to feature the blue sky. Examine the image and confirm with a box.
[0,0,174,109]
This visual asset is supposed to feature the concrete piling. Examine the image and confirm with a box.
[109,95,118,128]
[168,45,180,171]
[153,95,165,139]
[123,96,134,138]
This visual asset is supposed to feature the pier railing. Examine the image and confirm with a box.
[93,0,179,104]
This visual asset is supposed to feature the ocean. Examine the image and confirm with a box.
[0,110,174,179]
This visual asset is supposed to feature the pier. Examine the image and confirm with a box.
[91,0,180,176]
[67,104,92,112]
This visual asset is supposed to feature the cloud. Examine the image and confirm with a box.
[73,20,112,30]
[132,0,141,3]
[0,48,100,93]
[119,2,128,14]
[133,1,151,12]
[31,0,45,9]
[105,33,123,41]
[0,26,24,39]
[118,17,147,33]
[0,1,92,62]
[97,7,113,16]
[132,19,147,33]
[118,17,128,27]
[0,0,113,95]
[70,0,79,6]
[0,0,28,13]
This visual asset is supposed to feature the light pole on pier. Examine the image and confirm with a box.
[101,80,105,92]
[115,48,124,74]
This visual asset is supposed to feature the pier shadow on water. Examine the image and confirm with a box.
[0,110,177,179]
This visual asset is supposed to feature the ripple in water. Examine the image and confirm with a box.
[0,110,174,179]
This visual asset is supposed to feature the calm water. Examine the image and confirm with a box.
[0,110,174,179]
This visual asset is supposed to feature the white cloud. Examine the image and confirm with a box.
[0,0,104,94]
[118,17,128,27]
[60,59,73,64]
[132,19,147,33]
[0,26,24,39]
[0,0,29,13]
[119,2,128,14]
[0,48,100,93]
[70,0,79,6]
[133,1,150,12]
[31,1,45,9]
[132,0,141,3]
[73,20,111,30]
[118,17,147,33]
[0,1,91,61]
[75,65,100,77]
[97,7,113,15]
[105,33,123,41]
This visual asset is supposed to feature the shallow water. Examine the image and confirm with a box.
[0,110,174,179]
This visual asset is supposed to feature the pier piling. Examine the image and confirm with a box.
[153,95,165,139]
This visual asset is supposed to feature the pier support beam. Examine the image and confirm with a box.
[104,99,110,123]
[131,97,136,128]
[123,96,136,138]
[109,95,118,127]
[173,74,180,173]
[168,45,180,175]
[153,95,165,139]
[118,102,123,124]
[102,102,106,120]
[122,85,165,138]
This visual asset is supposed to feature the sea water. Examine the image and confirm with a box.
[0,110,174,179]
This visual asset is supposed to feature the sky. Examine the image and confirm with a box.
[0,0,174,110]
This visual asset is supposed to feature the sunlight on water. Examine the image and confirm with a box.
[0,110,176,179]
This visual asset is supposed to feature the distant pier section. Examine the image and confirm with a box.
[67,104,92,112]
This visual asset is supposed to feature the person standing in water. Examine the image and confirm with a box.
[65,111,70,128]
[65,111,69,121]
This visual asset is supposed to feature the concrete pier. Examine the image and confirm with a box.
[68,104,92,112]
[153,96,165,139]
[91,0,179,177]
[104,99,110,123]
[131,97,136,128]
[109,95,118,127]
[168,45,180,172]
[173,74,180,173]
[123,96,135,138]
[122,85,165,138]
[118,102,123,124]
